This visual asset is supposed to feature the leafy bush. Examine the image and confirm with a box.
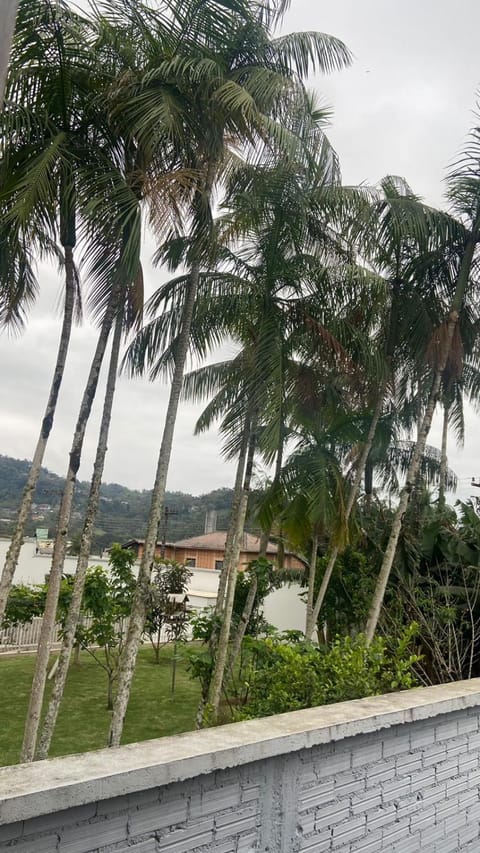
[235,625,420,720]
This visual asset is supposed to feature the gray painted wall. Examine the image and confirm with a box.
[1,681,480,852]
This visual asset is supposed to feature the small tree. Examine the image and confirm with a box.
[144,559,192,664]
[76,545,136,710]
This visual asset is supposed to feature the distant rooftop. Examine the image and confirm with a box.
[123,531,298,557]
[174,531,282,553]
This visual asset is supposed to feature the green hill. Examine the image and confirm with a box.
[0,454,235,553]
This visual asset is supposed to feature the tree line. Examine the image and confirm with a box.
[1,0,480,763]
[0,454,238,549]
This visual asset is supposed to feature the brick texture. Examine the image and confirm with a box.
[2,708,480,852]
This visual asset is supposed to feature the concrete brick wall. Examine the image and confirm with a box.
[1,682,480,852]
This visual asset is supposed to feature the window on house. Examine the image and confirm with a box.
[185,556,196,567]
[215,559,224,571]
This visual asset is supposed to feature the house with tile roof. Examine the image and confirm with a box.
[122,531,307,572]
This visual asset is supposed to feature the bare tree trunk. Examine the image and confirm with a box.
[214,419,251,618]
[230,573,257,668]
[365,229,477,644]
[0,0,18,109]
[209,428,256,723]
[36,306,123,760]
[305,391,385,640]
[107,673,114,711]
[228,439,285,667]
[364,457,374,511]
[0,249,76,623]
[258,530,270,557]
[193,417,251,727]
[305,530,319,639]
[277,533,285,569]
[108,266,200,748]
[438,400,449,510]
[365,311,461,645]
[20,299,115,763]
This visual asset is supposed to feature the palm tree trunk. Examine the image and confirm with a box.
[305,529,319,639]
[258,530,270,557]
[108,149,218,748]
[193,416,251,727]
[108,265,200,748]
[0,247,76,624]
[438,400,449,510]
[224,433,284,671]
[365,312,461,645]
[306,391,385,640]
[365,228,476,644]
[364,457,374,510]
[228,574,257,672]
[214,418,251,618]
[35,306,123,760]
[20,297,115,763]
[208,428,256,722]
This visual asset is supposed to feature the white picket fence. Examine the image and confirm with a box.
[0,616,193,653]
[0,616,61,651]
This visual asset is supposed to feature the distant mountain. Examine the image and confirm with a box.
[0,454,236,553]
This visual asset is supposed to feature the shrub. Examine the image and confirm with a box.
[235,624,420,720]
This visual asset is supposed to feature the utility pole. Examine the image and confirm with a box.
[159,506,179,559]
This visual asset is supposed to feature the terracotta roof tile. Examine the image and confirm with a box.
[172,531,280,553]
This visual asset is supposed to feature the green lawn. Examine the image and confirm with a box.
[0,646,200,767]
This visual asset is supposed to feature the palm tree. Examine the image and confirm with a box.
[365,121,480,642]
[0,0,107,621]
[306,177,464,637]
[18,0,192,759]
[108,0,352,747]
[35,303,124,759]
[146,131,359,718]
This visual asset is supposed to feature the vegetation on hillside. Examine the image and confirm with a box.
[0,454,237,549]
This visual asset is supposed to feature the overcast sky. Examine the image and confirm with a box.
[1,0,480,501]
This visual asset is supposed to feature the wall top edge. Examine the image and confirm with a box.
[1,679,479,825]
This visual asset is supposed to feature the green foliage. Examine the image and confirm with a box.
[185,610,218,713]
[2,575,75,629]
[316,547,378,638]
[76,544,136,708]
[0,454,238,547]
[2,583,45,628]
[144,559,192,663]
[232,557,278,635]
[383,500,480,684]
[235,626,420,720]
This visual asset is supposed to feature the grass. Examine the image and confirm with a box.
[0,645,200,767]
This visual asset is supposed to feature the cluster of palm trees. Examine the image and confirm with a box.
[1,0,480,762]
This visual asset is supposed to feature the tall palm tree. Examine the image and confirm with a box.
[365,122,480,642]
[0,0,108,621]
[35,303,124,759]
[307,177,463,637]
[135,119,359,719]
[108,0,352,747]
[18,0,193,759]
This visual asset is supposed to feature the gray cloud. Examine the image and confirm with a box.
[1,0,479,499]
